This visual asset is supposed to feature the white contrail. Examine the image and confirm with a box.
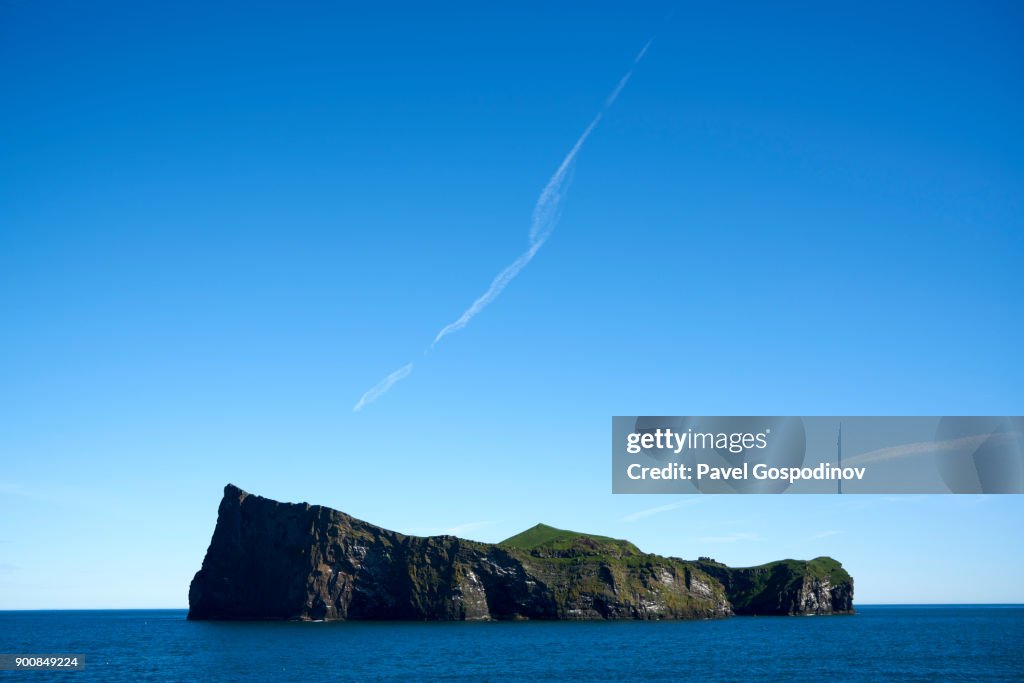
[605,73,632,108]
[432,39,653,348]
[355,38,653,409]
[431,237,547,346]
[352,362,413,412]
[634,38,653,64]
[603,39,651,107]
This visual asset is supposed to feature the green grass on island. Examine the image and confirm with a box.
[499,523,641,557]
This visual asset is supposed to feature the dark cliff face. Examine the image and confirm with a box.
[188,485,853,621]
[695,558,855,615]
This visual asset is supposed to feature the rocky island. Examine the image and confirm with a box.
[188,484,854,621]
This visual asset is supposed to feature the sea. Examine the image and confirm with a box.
[1,606,1021,681]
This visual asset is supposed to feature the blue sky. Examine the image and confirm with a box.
[1,1,1022,608]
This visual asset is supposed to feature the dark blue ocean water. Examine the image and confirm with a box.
[1,606,1021,681]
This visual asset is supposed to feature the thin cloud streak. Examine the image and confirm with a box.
[430,38,652,349]
[621,498,700,523]
[352,362,413,412]
[843,433,1006,466]
[357,38,653,408]
[634,38,653,64]
[605,74,632,108]
[431,238,547,347]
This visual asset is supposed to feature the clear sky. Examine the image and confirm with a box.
[1,1,1022,609]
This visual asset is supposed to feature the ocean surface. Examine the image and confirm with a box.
[1,606,1021,681]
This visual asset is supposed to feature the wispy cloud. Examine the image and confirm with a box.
[634,38,653,64]
[843,433,1016,466]
[621,498,699,523]
[431,40,651,349]
[354,38,653,409]
[430,238,547,347]
[352,362,413,412]
[831,494,928,512]
[603,39,650,107]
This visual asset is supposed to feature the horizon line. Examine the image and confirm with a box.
[3,603,1024,612]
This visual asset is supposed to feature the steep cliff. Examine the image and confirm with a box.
[695,557,854,615]
[188,485,853,621]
